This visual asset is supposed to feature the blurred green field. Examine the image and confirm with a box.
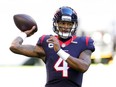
[0,64,115,87]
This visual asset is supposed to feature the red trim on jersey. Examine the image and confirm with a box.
[86,36,89,46]
[56,35,77,47]
[40,35,46,44]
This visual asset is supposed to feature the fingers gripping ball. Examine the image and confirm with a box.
[13,14,38,32]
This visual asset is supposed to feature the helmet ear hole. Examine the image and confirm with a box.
[53,22,59,34]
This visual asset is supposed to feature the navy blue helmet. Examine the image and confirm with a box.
[53,6,78,39]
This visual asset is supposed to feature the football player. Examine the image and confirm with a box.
[10,6,95,87]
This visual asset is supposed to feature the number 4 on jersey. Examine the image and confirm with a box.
[54,58,69,77]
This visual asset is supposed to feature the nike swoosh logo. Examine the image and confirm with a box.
[71,41,78,44]
[64,50,69,52]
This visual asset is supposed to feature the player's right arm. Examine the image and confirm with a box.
[9,37,45,61]
[9,26,46,61]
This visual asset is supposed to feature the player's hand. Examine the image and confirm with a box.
[24,26,37,37]
[47,36,61,52]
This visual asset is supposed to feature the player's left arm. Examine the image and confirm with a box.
[47,36,94,73]
[66,37,94,72]
[66,50,92,72]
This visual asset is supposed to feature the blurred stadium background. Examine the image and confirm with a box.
[0,0,116,87]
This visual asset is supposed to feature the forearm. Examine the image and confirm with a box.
[57,49,91,72]
[66,56,90,72]
[10,37,37,57]
[10,32,27,47]
[11,37,24,45]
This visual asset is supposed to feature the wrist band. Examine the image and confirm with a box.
[19,32,27,40]
[57,49,70,60]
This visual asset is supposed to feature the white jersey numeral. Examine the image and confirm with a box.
[54,58,69,77]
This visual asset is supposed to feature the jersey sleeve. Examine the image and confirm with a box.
[36,35,46,46]
[85,36,95,52]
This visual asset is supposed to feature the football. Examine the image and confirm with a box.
[13,14,38,32]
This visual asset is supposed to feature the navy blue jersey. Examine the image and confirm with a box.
[37,35,95,87]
